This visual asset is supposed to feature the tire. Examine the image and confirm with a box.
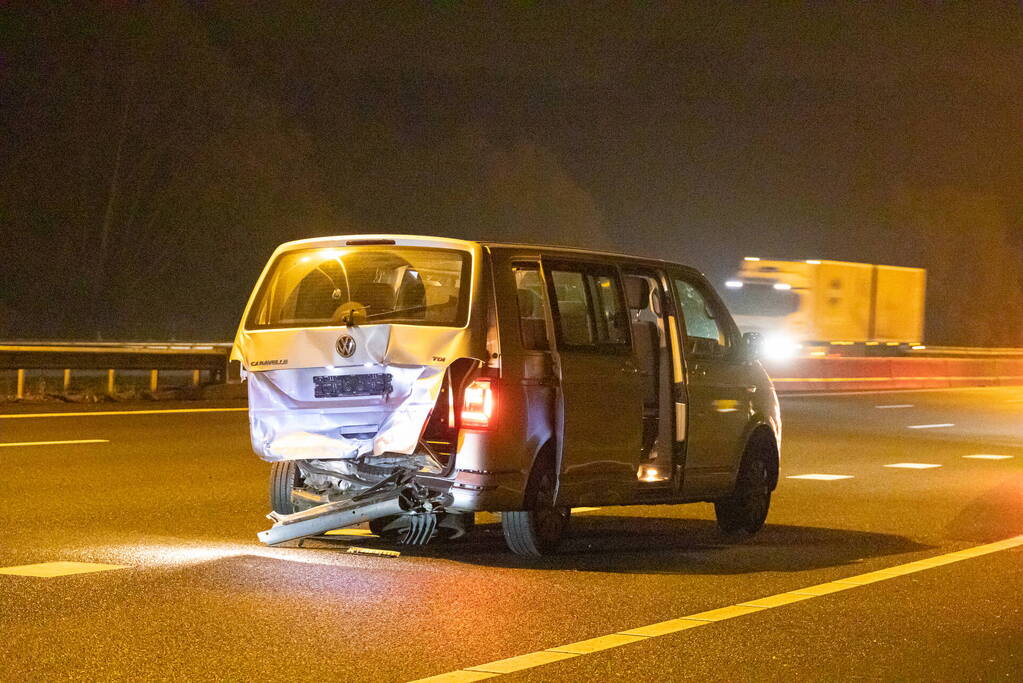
[369,515,402,537]
[715,444,772,536]
[502,459,570,557]
[269,461,302,515]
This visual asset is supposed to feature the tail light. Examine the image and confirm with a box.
[461,377,496,430]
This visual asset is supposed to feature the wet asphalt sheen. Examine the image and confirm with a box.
[0,387,1021,682]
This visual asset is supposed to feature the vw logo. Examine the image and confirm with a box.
[336,335,357,358]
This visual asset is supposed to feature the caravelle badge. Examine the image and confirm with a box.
[336,334,357,358]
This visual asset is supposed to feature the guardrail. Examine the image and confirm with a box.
[3,340,1022,401]
[765,356,1023,393]
[0,342,233,399]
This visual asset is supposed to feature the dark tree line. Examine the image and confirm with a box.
[1,3,1021,345]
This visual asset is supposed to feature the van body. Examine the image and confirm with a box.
[233,235,781,556]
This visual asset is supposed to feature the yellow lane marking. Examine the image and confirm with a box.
[323,529,378,537]
[548,633,646,654]
[0,561,129,577]
[618,618,706,637]
[0,439,109,447]
[465,651,577,674]
[571,507,602,513]
[408,534,1023,683]
[787,474,854,481]
[0,408,248,419]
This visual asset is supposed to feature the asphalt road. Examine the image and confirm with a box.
[1,387,1021,682]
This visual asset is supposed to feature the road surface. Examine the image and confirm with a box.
[1,387,1021,681]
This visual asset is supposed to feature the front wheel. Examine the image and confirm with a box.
[715,449,772,536]
[502,463,570,557]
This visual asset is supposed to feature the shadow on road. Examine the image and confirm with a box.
[309,514,933,575]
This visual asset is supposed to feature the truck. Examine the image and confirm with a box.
[720,258,926,359]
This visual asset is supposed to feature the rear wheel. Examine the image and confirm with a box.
[269,461,302,515]
[502,459,570,557]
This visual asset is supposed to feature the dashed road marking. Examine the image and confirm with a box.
[0,561,129,578]
[0,408,248,420]
[907,423,954,429]
[786,474,854,481]
[0,439,109,448]
[884,463,942,469]
[875,404,914,409]
[963,454,1014,460]
[408,534,1023,682]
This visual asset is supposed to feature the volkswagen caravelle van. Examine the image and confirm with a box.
[233,235,781,556]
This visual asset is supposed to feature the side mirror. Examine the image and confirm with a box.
[741,331,763,361]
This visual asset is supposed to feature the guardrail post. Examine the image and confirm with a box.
[107,369,116,395]
[150,369,159,392]
[63,369,71,392]
[16,368,25,399]
[192,369,200,386]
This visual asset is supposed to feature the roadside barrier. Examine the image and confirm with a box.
[3,341,1022,400]
[0,342,233,399]
[766,356,1023,393]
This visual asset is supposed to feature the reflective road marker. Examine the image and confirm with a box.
[907,423,954,429]
[0,561,129,578]
[786,474,854,481]
[408,534,1023,683]
[0,407,248,419]
[0,439,109,448]
[963,454,1014,460]
[885,463,942,469]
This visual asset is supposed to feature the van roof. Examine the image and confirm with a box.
[275,234,702,275]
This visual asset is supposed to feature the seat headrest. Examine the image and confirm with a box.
[624,276,650,310]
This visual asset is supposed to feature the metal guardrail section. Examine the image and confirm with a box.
[0,342,231,372]
[0,342,233,398]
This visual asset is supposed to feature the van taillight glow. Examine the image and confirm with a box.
[461,378,495,430]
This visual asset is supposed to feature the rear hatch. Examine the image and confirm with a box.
[233,237,483,463]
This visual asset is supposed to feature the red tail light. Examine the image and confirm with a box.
[461,377,496,430]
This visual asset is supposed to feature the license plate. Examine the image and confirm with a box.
[313,373,393,398]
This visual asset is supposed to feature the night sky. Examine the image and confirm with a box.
[2,3,1022,344]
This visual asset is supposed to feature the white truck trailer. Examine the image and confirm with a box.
[721,258,926,359]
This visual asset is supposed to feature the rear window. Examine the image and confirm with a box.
[246,247,471,329]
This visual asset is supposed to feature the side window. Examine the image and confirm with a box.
[549,265,630,352]
[513,264,549,350]
[673,277,730,358]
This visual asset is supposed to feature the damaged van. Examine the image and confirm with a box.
[233,235,781,556]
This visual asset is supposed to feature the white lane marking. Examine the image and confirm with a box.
[885,463,942,469]
[786,474,854,481]
[0,407,248,419]
[875,404,913,409]
[963,454,1014,460]
[907,423,954,429]
[0,439,109,448]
